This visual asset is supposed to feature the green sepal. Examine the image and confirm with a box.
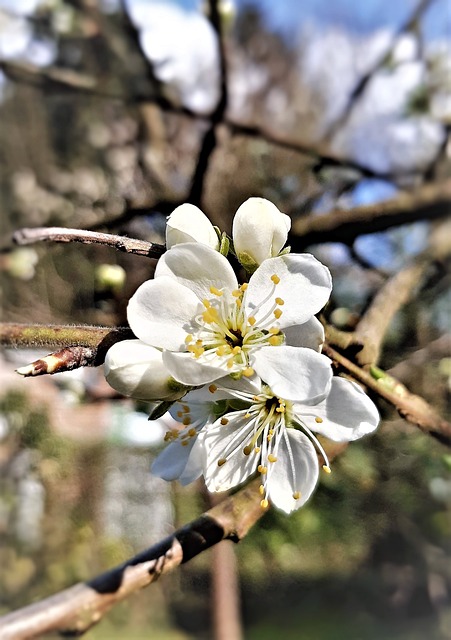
[219,233,230,257]
[278,246,291,256]
[148,400,175,421]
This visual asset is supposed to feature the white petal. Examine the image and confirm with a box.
[128,276,200,350]
[201,413,260,492]
[155,242,238,303]
[166,203,219,250]
[295,377,380,442]
[245,254,332,328]
[163,350,228,386]
[284,317,325,352]
[179,435,206,485]
[251,346,332,402]
[267,430,319,513]
[104,340,188,400]
[151,437,201,482]
[232,197,291,267]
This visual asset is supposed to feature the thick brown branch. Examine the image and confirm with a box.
[322,344,451,444]
[12,227,165,259]
[0,480,266,640]
[290,179,451,247]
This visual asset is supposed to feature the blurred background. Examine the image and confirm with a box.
[0,0,450,638]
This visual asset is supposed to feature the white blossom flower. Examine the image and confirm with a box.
[166,203,219,250]
[232,197,291,272]
[126,242,332,396]
[104,339,189,401]
[153,374,379,514]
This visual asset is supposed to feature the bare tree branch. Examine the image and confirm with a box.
[12,227,165,259]
[290,179,451,248]
[0,480,266,640]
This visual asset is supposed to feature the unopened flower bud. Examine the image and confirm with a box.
[232,198,291,272]
[166,203,219,250]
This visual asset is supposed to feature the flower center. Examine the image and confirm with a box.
[184,275,285,377]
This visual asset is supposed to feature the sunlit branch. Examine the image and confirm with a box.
[0,480,266,640]
[12,227,165,259]
[290,179,451,247]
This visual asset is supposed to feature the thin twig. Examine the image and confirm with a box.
[0,480,266,640]
[322,344,451,444]
[12,227,165,259]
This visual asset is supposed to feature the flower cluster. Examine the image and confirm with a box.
[105,198,379,513]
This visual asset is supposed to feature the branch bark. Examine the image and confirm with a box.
[0,480,266,640]
[12,227,165,259]
[290,179,451,247]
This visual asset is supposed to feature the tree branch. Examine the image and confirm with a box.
[290,179,451,248]
[12,227,165,259]
[0,480,266,640]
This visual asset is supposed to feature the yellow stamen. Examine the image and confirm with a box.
[268,454,278,463]
[260,499,269,509]
[202,299,211,308]
[176,411,184,418]
[227,358,234,369]
[232,289,241,297]
[218,458,227,467]
[248,316,256,326]
[188,428,197,437]
[220,417,229,425]
[258,465,267,474]
[210,285,223,296]
[269,336,280,346]
[182,417,191,426]
[181,440,189,447]
[274,309,283,319]
[275,297,284,305]
[271,274,280,285]
[259,484,265,495]
[209,384,218,393]
[254,447,261,453]
[243,445,252,455]
[240,283,248,291]
[315,416,324,423]
[232,346,241,354]
[322,465,332,474]
[293,491,301,500]
[185,334,193,343]
[269,326,280,334]
[243,367,255,377]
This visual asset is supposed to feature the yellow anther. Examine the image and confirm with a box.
[258,465,267,474]
[248,316,256,326]
[240,283,248,291]
[182,417,191,426]
[216,345,228,356]
[188,428,197,437]
[260,499,269,509]
[244,412,251,418]
[315,416,324,423]
[268,454,278,463]
[209,384,218,393]
[275,297,285,305]
[232,289,241,297]
[275,406,285,413]
[218,458,227,467]
[243,367,255,377]
[182,405,190,413]
[243,445,252,455]
[185,334,193,343]
[176,411,184,418]
[210,285,223,296]
[181,440,189,447]
[271,274,280,285]
[254,446,261,454]
[220,417,229,425]
[269,336,280,346]
[232,346,241,354]
[259,484,265,495]
[227,358,234,369]
[269,326,280,334]
[202,299,211,308]
[274,309,283,319]
[235,298,242,308]
[293,491,301,500]
[322,465,332,474]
